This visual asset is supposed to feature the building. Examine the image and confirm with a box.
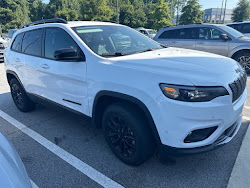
[203,8,233,23]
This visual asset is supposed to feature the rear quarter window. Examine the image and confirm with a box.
[11,33,23,52]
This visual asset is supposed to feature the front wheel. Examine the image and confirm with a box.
[10,79,35,112]
[102,102,155,166]
[234,52,250,73]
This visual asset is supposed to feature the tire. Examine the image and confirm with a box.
[234,51,250,73]
[102,102,155,166]
[10,78,35,112]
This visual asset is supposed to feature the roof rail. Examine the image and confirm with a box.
[22,18,67,28]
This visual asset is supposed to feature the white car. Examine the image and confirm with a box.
[135,27,156,38]
[4,18,247,165]
[0,37,8,63]
[0,132,32,187]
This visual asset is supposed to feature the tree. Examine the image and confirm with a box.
[80,0,112,21]
[179,0,203,25]
[119,0,147,27]
[28,0,46,21]
[232,0,250,22]
[0,0,30,32]
[55,9,78,21]
[146,0,172,30]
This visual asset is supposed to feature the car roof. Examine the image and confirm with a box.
[228,21,250,25]
[13,21,121,37]
[159,23,225,31]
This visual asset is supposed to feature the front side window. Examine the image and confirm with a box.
[198,27,222,40]
[11,33,23,52]
[72,25,162,57]
[44,28,83,60]
[22,29,43,57]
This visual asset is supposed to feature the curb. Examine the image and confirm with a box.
[227,122,250,188]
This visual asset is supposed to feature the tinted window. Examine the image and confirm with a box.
[243,23,250,33]
[22,29,43,56]
[198,27,222,40]
[11,33,23,52]
[159,28,196,39]
[159,30,177,39]
[45,28,83,60]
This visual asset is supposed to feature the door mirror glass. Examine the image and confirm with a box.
[54,48,82,61]
[220,34,229,40]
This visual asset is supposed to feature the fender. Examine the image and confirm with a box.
[6,70,27,92]
[92,90,162,145]
[228,45,250,58]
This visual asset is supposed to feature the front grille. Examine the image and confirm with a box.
[229,71,247,102]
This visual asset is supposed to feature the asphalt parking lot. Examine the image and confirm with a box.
[0,62,249,188]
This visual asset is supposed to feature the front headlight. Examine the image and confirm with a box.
[160,84,229,102]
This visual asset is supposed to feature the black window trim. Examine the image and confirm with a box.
[10,27,86,62]
[10,32,24,53]
[43,27,86,62]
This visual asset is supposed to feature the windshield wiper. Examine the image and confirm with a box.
[135,48,161,54]
[102,52,124,57]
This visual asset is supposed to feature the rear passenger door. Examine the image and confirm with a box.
[21,29,45,95]
[156,28,197,50]
[195,27,230,56]
[39,27,87,114]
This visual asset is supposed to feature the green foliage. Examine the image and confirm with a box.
[80,0,112,21]
[28,0,46,21]
[232,0,250,22]
[179,0,203,25]
[55,9,78,21]
[146,0,172,30]
[0,0,30,32]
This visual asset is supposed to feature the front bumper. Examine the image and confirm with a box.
[149,88,247,151]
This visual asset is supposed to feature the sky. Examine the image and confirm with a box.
[42,0,239,10]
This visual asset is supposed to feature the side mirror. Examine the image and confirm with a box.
[220,34,229,41]
[54,48,84,61]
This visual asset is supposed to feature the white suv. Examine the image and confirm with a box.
[4,19,247,165]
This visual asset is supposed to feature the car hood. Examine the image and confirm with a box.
[0,133,31,188]
[107,47,242,86]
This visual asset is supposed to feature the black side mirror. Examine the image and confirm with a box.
[220,34,229,41]
[54,48,84,61]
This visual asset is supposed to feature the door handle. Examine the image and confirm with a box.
[41,64,50,69]
[170,41,177,44]
[197,42,204,45]
[15,58,20,62]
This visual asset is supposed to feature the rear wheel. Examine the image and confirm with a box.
[10,79,35,112]
[102,102,155,166]
[234,51,250,73]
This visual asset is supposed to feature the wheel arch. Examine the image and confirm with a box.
[6,70,26,91]
[230,48,250,59]
[92,91,161,144]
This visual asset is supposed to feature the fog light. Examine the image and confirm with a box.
[184,126,218,143]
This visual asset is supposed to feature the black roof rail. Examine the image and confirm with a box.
[22,18,67,28]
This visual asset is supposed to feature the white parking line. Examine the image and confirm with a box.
[30,180,39,188]
[0,110,124,188]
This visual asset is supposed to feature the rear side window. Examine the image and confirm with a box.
[243,23,250,33]
[159,28,197,39]
[44,28,83,60]
[11,33,23,52]
[22,29,43,57]
[159,30,177,39]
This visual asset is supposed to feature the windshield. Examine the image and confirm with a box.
[72,25,162,57]
[219,25,245,38]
